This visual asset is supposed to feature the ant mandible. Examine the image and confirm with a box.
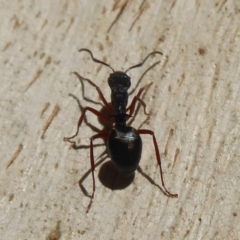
[64,48,178,212]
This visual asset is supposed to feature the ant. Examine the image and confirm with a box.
[64,48,178,212]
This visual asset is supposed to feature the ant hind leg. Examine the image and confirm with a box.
[138,129,178,198]
[86,132,110,213]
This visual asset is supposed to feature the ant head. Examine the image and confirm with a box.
[108,71,131,90]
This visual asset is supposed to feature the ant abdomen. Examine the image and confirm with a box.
[108,127,142,176]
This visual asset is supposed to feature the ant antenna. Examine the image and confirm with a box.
[125,51,163,73]
[79,48,115,73]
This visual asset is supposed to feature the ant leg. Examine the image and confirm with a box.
[127,82,153,116]
[64,106,114,144]
[73,71,113,112]
[138,129,178,198]
[128,96,149,116]
[87,132,110,213]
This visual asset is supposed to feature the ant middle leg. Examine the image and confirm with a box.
[138,129,178,198]
[73,71,113,112]
[64,107,114,144]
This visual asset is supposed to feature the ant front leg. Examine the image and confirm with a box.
[73,71,113,112]
[127,82,153,116]
[64,106,114,144]
[138,129,178,198]
[86,132,110,213]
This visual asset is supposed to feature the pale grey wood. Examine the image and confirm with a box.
[0,1,240,239]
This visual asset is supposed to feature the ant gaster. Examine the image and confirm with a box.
[64,48,178,212]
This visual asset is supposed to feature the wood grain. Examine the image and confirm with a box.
[1,1,240,239]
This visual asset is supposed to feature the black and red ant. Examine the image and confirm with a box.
[64,48,178,212]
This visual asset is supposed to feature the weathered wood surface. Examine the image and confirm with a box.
[1,1,240,239]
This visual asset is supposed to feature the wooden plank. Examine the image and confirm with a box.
[0,0,240,239]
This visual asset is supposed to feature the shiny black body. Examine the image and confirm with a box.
[107,71,142,175]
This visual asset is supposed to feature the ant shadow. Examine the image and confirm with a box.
[78,152,135,197]
[67,60,166,197]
